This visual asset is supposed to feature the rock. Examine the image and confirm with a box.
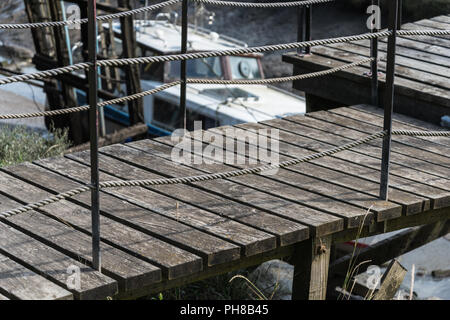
[444,234,450,242]
[431,269,450,279]
[248,260,293,300]
[441,116,450,129]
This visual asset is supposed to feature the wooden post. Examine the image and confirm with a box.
[48,0,84,144]
[372,259,407,300]
[117,0,143,125]
[291,235,332,300]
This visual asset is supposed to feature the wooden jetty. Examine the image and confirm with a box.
[0,105,448,300]
[283,15,450,125]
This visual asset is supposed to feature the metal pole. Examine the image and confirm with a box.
[305,5,312,55]
[397,0,403,30]
[88,0,101,271]
[379,0,399,201]
[180,0,188,130]
[370,0,379,106]
[297,5,305,54]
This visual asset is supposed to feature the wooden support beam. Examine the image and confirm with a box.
[117,0,143,125]
[372,259,407,300]
[291,235,332,300]
[330,219,450,278]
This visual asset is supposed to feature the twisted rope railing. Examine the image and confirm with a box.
[0,130,386,219]
[392,130,450,137]
[0,0,336,30]
[1,129,448,219]
[0,81,179,119]
[2,29,449,87]
[0,58,374,119]
[98,31,392,68]
[193,0,333,8]
[397,29,450,37]
[0,0,182,30]
[0,32,388,86]
[0,63,90,86]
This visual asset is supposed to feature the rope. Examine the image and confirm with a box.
[0,130,385,219]
[4,28,449,87]
[98,31,391,67]
[0,63,91,86]
[392,130,450,137]
[188,57,374,85]
[0,0,181,30]
[0,81,179,119]
[0,59,373,120]
[397,29,450,37]
[1,129,448,219]
[192,0,334,8]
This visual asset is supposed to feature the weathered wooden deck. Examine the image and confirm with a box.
[283,15,450,125]
[0,105,449,300]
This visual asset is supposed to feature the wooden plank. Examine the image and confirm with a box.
[66,150,308,246]
[401,23,450,49]
[319,43,450,90]
[0,183,162,292]
[260,117,450,207]
[372,259,407,300]
[0,167,203,281]
[0,293,9,300]
[310,45,450,101]
[380,36,450,64]
[431,15,450,25]
[131,136,371,228]
[309,110,450,172]
[107,142,344,236]
[328,107,450,161]
[0,220,117,300]
[285,113,450,184]
[0,254,73,300]
[251,120,450,210]
[351,105,450,147]
[30,159,277,258]
[413,19,450,39]
[324,42,450,84]
[329,220,450,278]
[4,165,241,269]
[291,235,332,300]
[349,39,450,73]
[233,122,431,214]
[283,50,450,125]
[204,126,402,222]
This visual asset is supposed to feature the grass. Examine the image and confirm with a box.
[147,269,255,300]
[0,125,71,167]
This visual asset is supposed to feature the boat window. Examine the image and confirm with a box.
[168,57,223,79]
[229,56,262,80]
[153,98,219,131]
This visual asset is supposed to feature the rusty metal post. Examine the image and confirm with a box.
[297,4,312,55]
[88,0,101,271]
[380,0,399,200]
[180,0,188,129]
[370,0,379,106]
[304,4,312,54]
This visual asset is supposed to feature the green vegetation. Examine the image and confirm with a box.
[149,269,255,300]
[0,125,70,167]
